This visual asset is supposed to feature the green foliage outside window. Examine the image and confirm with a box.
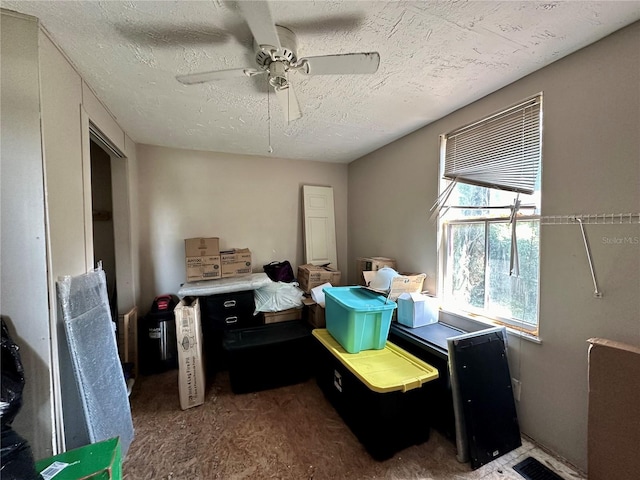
[445,183,540,327]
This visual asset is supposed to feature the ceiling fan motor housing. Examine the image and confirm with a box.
[254,25,298,68]
[268,61,288,88]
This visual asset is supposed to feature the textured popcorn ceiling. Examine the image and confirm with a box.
[3,1,640,163]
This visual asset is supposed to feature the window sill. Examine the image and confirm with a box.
[439,307,542,345]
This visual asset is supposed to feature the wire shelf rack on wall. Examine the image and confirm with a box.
[540,212,639,298]
[540,213,640,225]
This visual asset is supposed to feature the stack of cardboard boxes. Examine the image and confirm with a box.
[184,237,252,282]
[298,264,342,329]
[178,236,252,411]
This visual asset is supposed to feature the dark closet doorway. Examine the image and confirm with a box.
[90,138,117,321]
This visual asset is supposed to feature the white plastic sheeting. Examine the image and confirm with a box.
[178,273,271,298]
[57,268,134,457]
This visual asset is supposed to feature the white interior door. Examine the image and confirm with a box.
[303,185,337,268]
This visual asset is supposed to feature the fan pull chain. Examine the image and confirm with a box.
[267,84,273,153]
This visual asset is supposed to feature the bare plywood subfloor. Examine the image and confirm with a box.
[123,370,583,479]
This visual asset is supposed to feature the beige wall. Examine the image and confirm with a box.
[1,8,139,457]
[3,4,637,470]
[348,22,640,471]
[135,145,348,310]
[1,11,53,459]
[115,134,141,313]
[39,25,87,279]
[39,28,139,452]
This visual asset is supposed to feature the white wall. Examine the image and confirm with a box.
[135,144,348,311]
[348,22,640,471]
[0,11,54,459]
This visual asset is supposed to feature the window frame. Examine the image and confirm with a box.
[441,212,541,334]
[436,94,543,335]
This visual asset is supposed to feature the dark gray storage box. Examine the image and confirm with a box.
[222,321,313,394]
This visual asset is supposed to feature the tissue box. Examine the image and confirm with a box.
[397,293,439,328]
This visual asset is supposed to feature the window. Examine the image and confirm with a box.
[437,95,542,332]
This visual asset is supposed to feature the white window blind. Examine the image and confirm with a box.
[443,94,542,194]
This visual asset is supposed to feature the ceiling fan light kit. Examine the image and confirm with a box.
[176,2,380,123]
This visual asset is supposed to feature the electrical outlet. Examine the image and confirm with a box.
[511,378,522,402]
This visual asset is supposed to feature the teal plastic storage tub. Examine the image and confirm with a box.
[324,286,397,354]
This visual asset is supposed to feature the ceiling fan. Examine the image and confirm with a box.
[176,1,380,123]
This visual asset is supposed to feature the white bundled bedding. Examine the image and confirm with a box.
[254,281,304,313]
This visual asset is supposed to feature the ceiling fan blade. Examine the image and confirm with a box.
[114,23,230,48]
[274,84,302,123]
[238,1,281,50]
[300,52,380,75]
[176,68,262,85]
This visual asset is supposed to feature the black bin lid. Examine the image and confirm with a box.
[223,321,311,350]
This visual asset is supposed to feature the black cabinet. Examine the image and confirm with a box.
[200,290,262,329]
[389,322,464,441]
[389,322,521,469]
[199,290,263,375]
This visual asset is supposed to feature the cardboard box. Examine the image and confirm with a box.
[185,237,220,257]
[220,248,252,278]
[174,298,206,410]
[297,264,341,293]
[356,257,397,285]
[185,237,221,282]
[263,307,303,324]
[397,293,439,328]
[186,255,221,282]
[116,307,138,381]
[36,437,122,479]
[587,338,640,480]
[303,297,326,328]
[362,271,426,301]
